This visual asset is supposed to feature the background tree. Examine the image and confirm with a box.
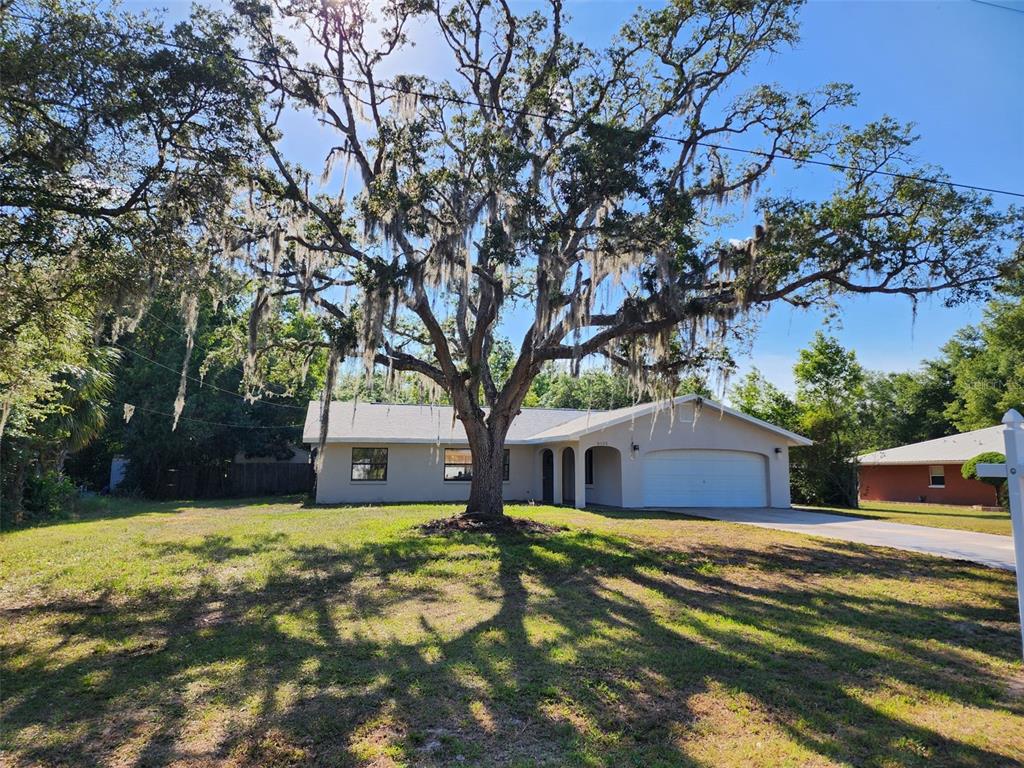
[942,270,1024,430]
[790,333,865,506]
[66,293,324,497]
[2,0,261,517]
[218,0,1020,523]
[858,363,956,452]
[1,0,258,341]
[731,335,868,507]
[0,336,118,523]
[729,368,800,431]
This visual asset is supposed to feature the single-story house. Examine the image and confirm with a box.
[857,426,1003,506]
[302,395,811,508]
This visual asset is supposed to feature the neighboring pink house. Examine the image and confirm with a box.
[858,426,1003,506]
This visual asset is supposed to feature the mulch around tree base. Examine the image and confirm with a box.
[418,513,563,536]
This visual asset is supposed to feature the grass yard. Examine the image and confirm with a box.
[1,499,1022,768]
[800,501,1012,536]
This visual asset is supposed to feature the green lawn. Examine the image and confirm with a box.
[2,499,1022,767]
[799,501,1013,536]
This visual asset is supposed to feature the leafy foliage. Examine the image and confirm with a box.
[732,280,1023,509]
[1,0,256,343]
[942,274,1024,430]
[859,364,956,452]
[729,369,800,431]
[733,334,865,507]
[962,451,1007,508]
[1,0,259,519]
[790,333,865,506]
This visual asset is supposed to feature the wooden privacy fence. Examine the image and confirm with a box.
[155,463,314,500]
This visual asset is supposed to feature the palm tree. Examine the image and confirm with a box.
[43,346,121,472]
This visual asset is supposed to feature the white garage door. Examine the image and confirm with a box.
[642,449,768,507]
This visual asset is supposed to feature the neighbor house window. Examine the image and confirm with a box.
[585,449,594,485]
[444,448,509,481]
[928,465,945,488]
[351,448,388,481]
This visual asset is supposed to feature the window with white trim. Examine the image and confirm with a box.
[351,448,388,481]
[928,465,945,488]
[585,449,594,485]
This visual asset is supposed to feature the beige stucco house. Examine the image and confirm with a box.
[302,395,811,509]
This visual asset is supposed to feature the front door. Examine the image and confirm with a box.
[541,450,554,503]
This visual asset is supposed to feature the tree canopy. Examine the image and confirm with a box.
[213,0,1019,519]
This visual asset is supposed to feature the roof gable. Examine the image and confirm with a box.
[526,395,812,446]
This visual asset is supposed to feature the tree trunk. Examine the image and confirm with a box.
[463,418,509,521]
[8,455,27,526]
[0,401,10,446]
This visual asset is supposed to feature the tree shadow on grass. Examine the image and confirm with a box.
[1,520,1021,767]
[4,495,311,532]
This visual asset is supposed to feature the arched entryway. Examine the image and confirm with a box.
[585,446,623,507]
[561,447,575,505]
[541,449,554,503]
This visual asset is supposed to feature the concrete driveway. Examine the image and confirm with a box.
[663,506,1016,571]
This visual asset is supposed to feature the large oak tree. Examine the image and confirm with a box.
[221,0,1021,521]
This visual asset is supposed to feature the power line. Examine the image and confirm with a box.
[969,0,1024,15]
[113,342,308,411]
[8,9,1024,200]
[118,400,304,429]
[134,309,305,398]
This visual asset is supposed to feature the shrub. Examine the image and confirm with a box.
[22,471,78,523]
[962,452,1007,508]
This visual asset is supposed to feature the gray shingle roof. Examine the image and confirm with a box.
[302,395,811,446]
[302,401,585,444]
[858,425,1004,465]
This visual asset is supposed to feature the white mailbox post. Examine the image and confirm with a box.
[977,408,1024,660]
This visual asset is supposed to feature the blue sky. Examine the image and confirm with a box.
[137,0,1023,392]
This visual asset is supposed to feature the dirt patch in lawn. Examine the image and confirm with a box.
[418,513,563,536]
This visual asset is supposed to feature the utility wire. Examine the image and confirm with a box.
[969,0,1024,14]
[113,342,309,411]
[118,400,304,429]
[133,309,309,399]
[8,8,1024,200]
